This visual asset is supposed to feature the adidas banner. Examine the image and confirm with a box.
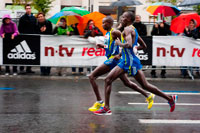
[3,35,40,65]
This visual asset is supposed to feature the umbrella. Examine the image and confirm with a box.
[77,12,107,35]
[110,0,142,7]
[146,2,180,17]
[61,6,90,16]
[179,0,200,6]
[170,13,200,33]
[49,11,82,25]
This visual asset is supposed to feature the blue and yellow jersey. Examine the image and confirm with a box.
[104,28,119,59]
[121,25,140,66]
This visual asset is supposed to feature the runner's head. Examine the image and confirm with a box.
[102,16,114,31]
[111,30,121,40]
[121,11,135,27]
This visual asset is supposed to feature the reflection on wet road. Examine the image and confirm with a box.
[0,77,200,133]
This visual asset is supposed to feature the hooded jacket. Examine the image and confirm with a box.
[0,14,19,37]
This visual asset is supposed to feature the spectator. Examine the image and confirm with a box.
[198,26,200,39]
[183,19,199,39]
[71,24,84,75]
[53,18,74,76]
[84,20,103,38]
[133,15,147,36]
[151,21,171,78]
[36,12,52,76]
[84,20,103,74]
[18,4,37,74]
[181,19,199,78]
[0,14,19,75]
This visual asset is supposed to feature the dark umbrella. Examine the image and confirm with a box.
[179,0,200,6]
[110,0,143,7]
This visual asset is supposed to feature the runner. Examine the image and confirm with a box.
[88,16,155,113]
[94,12,178,115]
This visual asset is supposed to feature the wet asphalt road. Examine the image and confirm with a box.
[0,76,200,133]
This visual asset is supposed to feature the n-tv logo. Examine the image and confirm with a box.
[8,40,36,60]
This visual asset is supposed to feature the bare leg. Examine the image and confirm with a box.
[104,66,125,109]
[89,64,111,101]
[134,70,171,101]
[119,73,148,97]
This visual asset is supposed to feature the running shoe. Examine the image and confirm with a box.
[88,102,104,112]
[168,95,178,112]
[146,93,155,109]
[93,107,112,115]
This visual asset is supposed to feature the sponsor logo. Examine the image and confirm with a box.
[157,46,185,57]
[7,40,36,60]
[192,48,200,57]
[44,45,105,57]
[136,50,148,60]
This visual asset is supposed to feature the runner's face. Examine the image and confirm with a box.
[121,13,129,27]
[102,19,111,30]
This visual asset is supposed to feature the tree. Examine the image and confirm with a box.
[12,0,54,15]
[33,0,54,15]
[12,0,32,5]
[194,5,200,15]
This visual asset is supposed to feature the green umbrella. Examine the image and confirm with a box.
[61,6,90,16]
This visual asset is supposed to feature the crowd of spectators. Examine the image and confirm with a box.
[0,4,200,78]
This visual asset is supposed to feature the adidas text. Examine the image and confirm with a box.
[7,53,36,60]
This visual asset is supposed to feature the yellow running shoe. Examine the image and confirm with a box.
[88,102,104,112]
[146,93,155,109]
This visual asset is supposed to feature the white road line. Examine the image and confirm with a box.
[128,103,200,106]
[139,119,200,124]
[118,91,200,95]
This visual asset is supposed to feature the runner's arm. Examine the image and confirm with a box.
[115,27,133,48]
[137,36,147,50]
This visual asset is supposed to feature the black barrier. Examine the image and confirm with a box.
[3,35,40,65]
[139,36,152,65]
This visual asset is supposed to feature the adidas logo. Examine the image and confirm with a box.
[7,40,36,60]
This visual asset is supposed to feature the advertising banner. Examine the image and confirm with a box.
[152,36,200,67]
[3,35,40,65]
[40,35,107,66]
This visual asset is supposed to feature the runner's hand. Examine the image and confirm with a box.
[133,46,138,55]
[114,54,121,60]
[115,38,121,46]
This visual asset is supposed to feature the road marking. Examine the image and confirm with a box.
[0,88,15,90]
[139,119,200,124]
[128,103,200,106]
[118,91,200,95]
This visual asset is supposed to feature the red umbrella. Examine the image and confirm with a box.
[170,13,200,33]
